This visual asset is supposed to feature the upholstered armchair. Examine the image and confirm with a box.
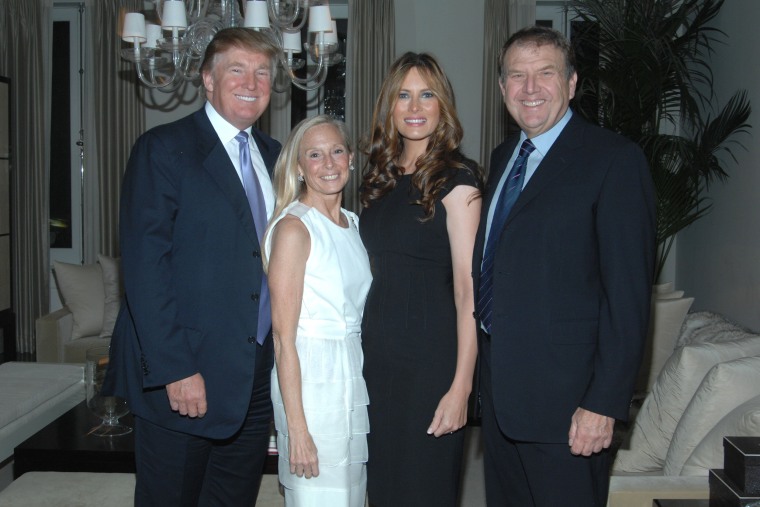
[35,254,121,363]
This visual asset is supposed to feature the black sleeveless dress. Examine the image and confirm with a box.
[359,167,479,507]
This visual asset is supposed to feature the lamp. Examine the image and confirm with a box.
[120,0,344,92]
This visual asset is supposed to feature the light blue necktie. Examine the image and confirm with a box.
[476,139,535,333]
[236,131,271,345]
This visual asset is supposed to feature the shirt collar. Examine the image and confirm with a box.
[205,101,250,144]
[524,108,573,156]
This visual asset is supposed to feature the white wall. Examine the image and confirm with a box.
[394,0,486,163]
[676,0,760,330]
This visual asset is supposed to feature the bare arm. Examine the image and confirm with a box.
[268,216,319,478]
[427,185,481,437]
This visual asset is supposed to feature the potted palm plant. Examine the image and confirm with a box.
[570,0,751,280]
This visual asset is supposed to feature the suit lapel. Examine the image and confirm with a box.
[505,114,585,225]
[194,110,261,246]
[251,127,278,175]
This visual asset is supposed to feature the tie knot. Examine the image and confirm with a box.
[236,131,249,145]
[519,139,536,158]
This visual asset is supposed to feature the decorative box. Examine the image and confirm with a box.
[724,437,760,496]
[709,469,760,507]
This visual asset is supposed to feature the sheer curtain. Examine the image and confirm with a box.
[344,0,395,213]
[87,0,145,259]
[0,0,53,356]
[479,0,535,175]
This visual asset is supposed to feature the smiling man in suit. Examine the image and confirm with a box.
[104,28,281,506]
[473,26,656,506]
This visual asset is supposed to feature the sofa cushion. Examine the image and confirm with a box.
[680,394,760,476]
[613,333,760,473]
[676,311,749,348]
[663,355,760,475]
[53,261,104,340]
[98,254,121,339]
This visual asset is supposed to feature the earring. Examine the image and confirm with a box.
[349,164,355,172]
[298,174,304,182]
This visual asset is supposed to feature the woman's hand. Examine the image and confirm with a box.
[427,387,469,437]
[288,428,320,478]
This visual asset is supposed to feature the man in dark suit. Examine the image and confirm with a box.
[473,26,656,506]
[104,28,281,506]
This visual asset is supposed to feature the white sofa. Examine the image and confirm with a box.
[0,362,85,464]
[35,254,120,363]
[608,311,760,507]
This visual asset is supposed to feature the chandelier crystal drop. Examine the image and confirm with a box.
[120,0,343,93]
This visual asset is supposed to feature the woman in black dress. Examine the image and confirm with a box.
[359,52,483,507]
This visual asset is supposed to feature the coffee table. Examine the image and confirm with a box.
[14,401,278,479]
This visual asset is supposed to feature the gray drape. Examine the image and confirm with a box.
[88,0,145,258]
[0,0,52,356]
[479,0,535,176]
[344,0,395,213]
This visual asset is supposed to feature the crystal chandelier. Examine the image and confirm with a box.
[120,0,344,93]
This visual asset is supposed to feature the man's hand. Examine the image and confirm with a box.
[568,407,614,456]
[166,373,207,418]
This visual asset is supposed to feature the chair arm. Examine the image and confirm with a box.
[35,307,74,362]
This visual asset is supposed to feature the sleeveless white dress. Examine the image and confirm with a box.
[265,201,372,507]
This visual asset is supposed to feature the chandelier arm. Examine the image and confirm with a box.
[135,60,173,89]
[267,0,301,29]
[289,66,328,91]
[278,51,326,85]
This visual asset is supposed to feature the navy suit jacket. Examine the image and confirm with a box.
[473,113,656,442]
[104,107,281,439]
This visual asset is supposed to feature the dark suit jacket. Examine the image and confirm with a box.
[104,107,281,439]
[473,113,656,443]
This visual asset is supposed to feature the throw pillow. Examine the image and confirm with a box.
[680,393,760,476]
[676,311,749,348]
[98,254,122,338]
[663,355,760,475]
[613,333,760,473]
[53,260,105,340]
[653,282,675,294]
[635,296,694,393]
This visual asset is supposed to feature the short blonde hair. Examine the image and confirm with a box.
[262,115,353,270]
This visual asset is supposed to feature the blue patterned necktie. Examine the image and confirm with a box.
[476,139,535,333]
[236,131,271,345]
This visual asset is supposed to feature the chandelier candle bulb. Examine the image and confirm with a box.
[245,1,270,29]
[307,5,332,33]
[324,19,338,45]
[283,29,302,52]
[121,12,147,43]
[160,0,188,30]
[144,24,163,49]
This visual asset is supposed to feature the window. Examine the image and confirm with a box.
[49,3,85,310]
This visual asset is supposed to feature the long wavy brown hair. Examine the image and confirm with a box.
[360,52,482,220]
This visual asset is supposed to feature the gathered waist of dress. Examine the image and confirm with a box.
[369,253,452,272]
[297,319,362,341]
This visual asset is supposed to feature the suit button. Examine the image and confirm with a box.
[251,293,260,302]
[252,250,261,258]
[248,336,257,344]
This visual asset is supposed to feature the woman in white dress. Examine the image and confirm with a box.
[263,115,372,507]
